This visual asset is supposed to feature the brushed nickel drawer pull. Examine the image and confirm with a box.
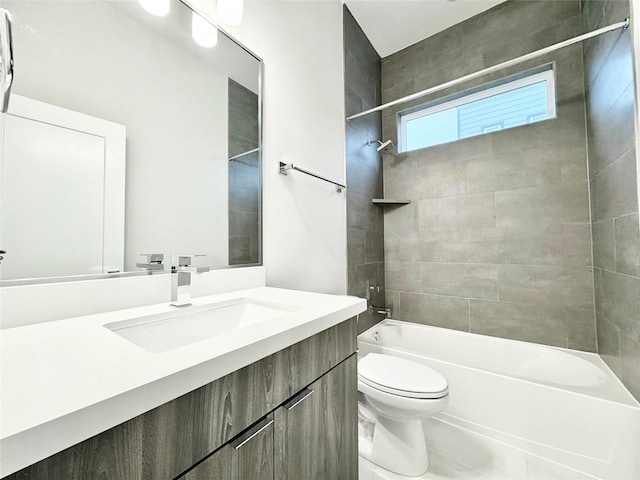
[284,387,314,411]
[230,417,273,450]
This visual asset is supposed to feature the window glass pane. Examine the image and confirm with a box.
[401,73,553,152]
[405,108,458,151]
[458,81,547,139]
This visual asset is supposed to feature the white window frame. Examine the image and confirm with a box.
[399,68,556,153]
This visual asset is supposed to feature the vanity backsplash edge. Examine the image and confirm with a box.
[0,267,266,329]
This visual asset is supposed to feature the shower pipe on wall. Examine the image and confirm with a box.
[346,17,631,121]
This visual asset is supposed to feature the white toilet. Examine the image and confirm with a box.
[357,353,449,477]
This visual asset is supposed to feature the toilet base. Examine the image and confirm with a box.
[359,416,429,477]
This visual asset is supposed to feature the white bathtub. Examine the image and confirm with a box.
[358,320,640,480]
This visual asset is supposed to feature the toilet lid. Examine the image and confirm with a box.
[358,353,448,399]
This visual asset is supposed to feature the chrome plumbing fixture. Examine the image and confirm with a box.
[171,254,210,307]
[136,253,164,272]
[366,280,381,300]
[366,138,396,155]
[369,305,391,317]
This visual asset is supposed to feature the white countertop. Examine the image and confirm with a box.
[0,287,366,477]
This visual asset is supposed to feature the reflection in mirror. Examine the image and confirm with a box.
[0,0,261,284]
[228,80,260,265]
[1,95,126,280]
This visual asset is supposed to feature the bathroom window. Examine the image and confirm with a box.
[398,68,556,152]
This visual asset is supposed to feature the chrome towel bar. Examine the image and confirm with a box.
[279,162,347,193]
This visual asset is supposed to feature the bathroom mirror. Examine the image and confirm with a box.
[0,0,262,284]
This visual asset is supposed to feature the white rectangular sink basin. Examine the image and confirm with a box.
[105,298,299,353]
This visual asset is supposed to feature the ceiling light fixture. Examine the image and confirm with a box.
[192,12,218,48]
[217,0,244,26]
[138,0,170,17]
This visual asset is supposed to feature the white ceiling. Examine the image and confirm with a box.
[344,0,508,58]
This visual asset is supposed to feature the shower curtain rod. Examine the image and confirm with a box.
[346,17,630,121]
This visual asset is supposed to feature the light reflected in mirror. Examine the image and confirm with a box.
[0,0,261,284]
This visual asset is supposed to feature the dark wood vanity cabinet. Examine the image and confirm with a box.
[274,355,357,480]
[181,354,357,480]
[3,318,358,480]
[181,416,275,480]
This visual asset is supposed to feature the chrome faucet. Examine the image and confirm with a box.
[369,305,391,317]
[136,253,164,273]
[171,254,210,307]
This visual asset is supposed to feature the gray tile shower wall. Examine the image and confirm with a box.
[228,79,260,265]
[583,0,640,400]
[381,1,598,351]
[344,6,385,334]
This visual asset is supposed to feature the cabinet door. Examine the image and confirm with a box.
[181,416,274,480]
[274,354,358,480]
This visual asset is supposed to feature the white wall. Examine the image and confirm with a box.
[247,0,347,295]
[190,0,348,295]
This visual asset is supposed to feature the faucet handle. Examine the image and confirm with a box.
[136,253,164,271]
[171,254,206,267]
[141,253,164,263]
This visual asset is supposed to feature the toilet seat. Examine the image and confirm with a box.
[358,353,448,399]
